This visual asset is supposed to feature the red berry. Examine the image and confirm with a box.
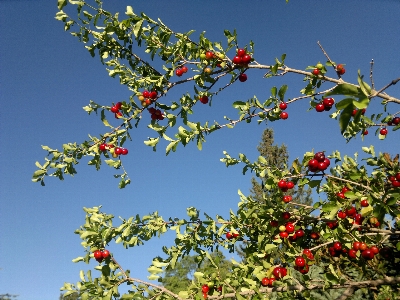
[282,212,291,220]
[237,48,246,57]
[94,250,102,259]
[232,56,242,64]
[268,277,276,286]
[121,148,128,155]
[102,249,110,259]
[261,277,269,287]
[295,229,305,238]
[99,143,107,152]
[396,173,400,181]
[345,206,356,217]
[360,199,369,207]
[110,106,119,113]
[115,111,123,119]
[280,112,289,120]
[279,231,288,238]
[336,64,345,74]
[202,285,209,293]
[308,159,319,169]
[199,96,209,104]
[337,210,346,219]
[238,73,247,82]
[286,181,294,189]
[370,246,379,254]
[314,152,325,162]
[363,130,368,135]
[333,242,342,251]
[115,147,122,155]
[241,54,252,64]
[310,232,320,240]
[380,128,388,135]
[283,195,292,203]
[279,102,288,110]
[352,109,358,116]
[393,117,400,125]
[312,69,320,76]
[303,249,314,260]
[315,103,325,112]
[181,66,188,73]
[393,180,400,187]
[285,223,295,233]
[362,249,374,260]
[318,161,328,171]
[270,220,279,227]
[359,242,368,251]
[273,267,287,279]
[115,102,122,109]
[205,51,214,60]
[142,90,150,98]
[226,232,233,240]
[348,249,357,259]
[175,68,183,77]
[323,98,335,107]
[150,91,158,99]
[295,256,306,267]
[278,180,287,189]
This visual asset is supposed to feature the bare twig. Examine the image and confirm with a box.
[370,59,375,89]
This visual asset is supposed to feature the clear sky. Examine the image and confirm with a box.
[1,1,399,299]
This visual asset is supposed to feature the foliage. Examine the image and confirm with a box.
[41,1,400,299]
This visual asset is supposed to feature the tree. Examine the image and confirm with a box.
[45,1,400,299]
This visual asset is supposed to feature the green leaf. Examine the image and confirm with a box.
[339,104,354,134]
[72,256,84,263]
[57,0,67,10]
[357,70,372,96]
[126,6,135,16]
[271,86,277,98]
[133,19,144,37]
[353,97,369,109]
[335,98,354,110]
[278,85,288,101]
[325,83,360,97]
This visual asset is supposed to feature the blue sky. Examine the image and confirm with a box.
[1,1,399,299]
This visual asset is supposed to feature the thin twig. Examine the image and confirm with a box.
[370,59,375,90]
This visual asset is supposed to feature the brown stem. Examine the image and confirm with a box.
[370,59,375,90]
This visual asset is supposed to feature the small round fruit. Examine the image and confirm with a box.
[285,223,295,233]
[283,195,292,203]
[121,148,128,155]
[286,181,294,189]
[280,112,289,120]
[102,249,110,259]
[181,66,188,73]
[115,102,122,109]
[150,91,158,99]
[273,267,287,279]
[295,229,305,238]
[279,225,286,232]
[348,249,357,259]
[268,277,276,286]
[353,241,361,251]
[316,63,323,69]
[315,103,325,112]
[310,232,320,240]
[282,212,291,220]
[295,256,306,267]
[393,180,400,187]
[380,128,388,135]
[303,249,314,260]
[94,250,103,260]
[115,147,122,155]
[241,54,252,64]
[312,69,320,76]
[370,246,379,254]
[199,96,209,104]
[279,231,288,238]
[278,180,287,189]
[360,199,369,207]
[204,67,212,74]
[199,53,206,60]
[110,106,119,113]
[202,285,209,293]
[393,117,400,125]
[314,152,325,162]
[333,242,342,251]
[345,206,356,216]
[337,210,346,219]
[142,90,150,98]
[279,102,288,110]
[270,220,279,227]
[175,69,183,77]
[359,242,368,251]
[232,56,242,64]
[205,51,214,60]
[237,48,246,57]
[99,143,107,152]
[226,232,233,240]
[308,159,319,169]
[238,73,247,82]
[363,130,368,135]
[362,249,374,260]
[261,277,269,287]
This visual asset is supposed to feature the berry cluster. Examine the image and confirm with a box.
[110,102,123,119]
[294,249,314,274]
[279,102,289,119]
[388,173,400,187]
[175,65,188,77]
[311,62,324,76]
[308,151,330,172]
[99,143,128,156]
[315,97,335,112]
[232,48,252,65]
[336,63,346,75]
[352,108,366,116]
[225,231,239,240]
[93,249,110,263]
[148,107,164,120]
[201,283,222,299]
[278,179,295,203]
[331,241,381,261]
[260,266,288,287]
[139,90,158,107]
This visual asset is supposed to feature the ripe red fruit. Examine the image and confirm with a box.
[353,242,361,251]
[286,181,294,189]
[269,277,276,286]
[323,98,335,107]
[315,103,325,112]
[333,242,342,251]
[345,206,356,217]
[94,250,103,262]
[337,210,346,219]
[396,173,400,181]
[359,242,368,251]
[354,213,363,223]
[232,56,242,64]
[121,148,128,155]
[280,112,289,120]
[99,143,107,152]
[295,256,306,267]
[308,159,319,169]
[283,195,292,203]
[278,180,287,189]
[115,147,122,155]
[312,69,320,76]
[181,66,188,73]
[261,277,269,287]
[326,221,338,230]
[110,106,119,113]
[115,111,123,119]
[310,232,320,240]
[393,180,400,187]
[202,292,207,299]
[336,64,345,75]
[150,91,158,99]
[102,249,110,259]
[318,161,328,171]
[285,223,295,233]
[273,267,287,279]
[282,212,291,220]
[199,96,209,104]
[241,54,252,65]
[288,233,297,242]
[363,130,368,135]
[295,229,305,238]
[202,285,209,293]
[205,51,214,60]
[115,102,122,109]
[362,249,374,260]
[348,249,357,259]
[380,128,388,135]
[314,152,325,162]
[303,249,314,260]
[226,232,233,240]
[370,246,379,254]
[279,102,288,110]
[176,68,183,77]
[296,264,309,274]
[142,90,150,98]
[237,48,246,57]
[360,199,369,207]
[238,73,247,82]
[342,187,350,193]
[393,117,400,125]
[279,231,288,238]
[270,220,279,227]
